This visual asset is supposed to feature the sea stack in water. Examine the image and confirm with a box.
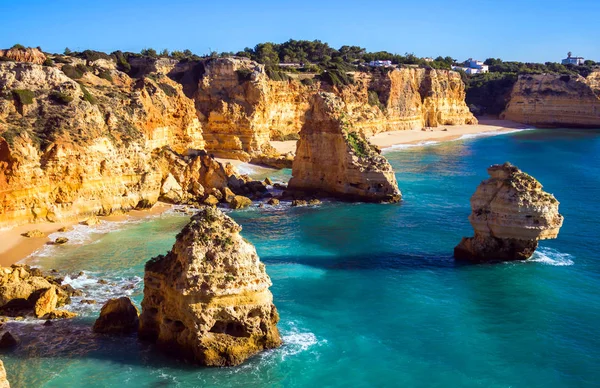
[454,163,564,262]
[139,207,281,366]
[288,92,401,202]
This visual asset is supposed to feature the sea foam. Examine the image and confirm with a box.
[530,247,575,266]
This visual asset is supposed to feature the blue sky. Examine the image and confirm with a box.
[1,0,598,63]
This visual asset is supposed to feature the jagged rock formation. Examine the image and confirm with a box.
[93,297,140,334]
[0,47,46,64]
[0,265,76,318]
[0,359,9,388]
[454,163,564,262]
[288,92,401,202]
[501,72,600,127]
[139,208,281,366]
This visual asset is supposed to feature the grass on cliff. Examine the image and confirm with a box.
[78,84,97,104]
[12,89,35,105]
[158,82,178,97]
[367,90,385,111]
[49,91,74,104]
[346,131,370,157]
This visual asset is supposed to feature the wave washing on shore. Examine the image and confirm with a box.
[382,127,536,152]
[2,127,600,387]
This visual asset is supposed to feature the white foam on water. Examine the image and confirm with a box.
[530,247,574,266]
[382,127,536,153]
[382,140,439,152]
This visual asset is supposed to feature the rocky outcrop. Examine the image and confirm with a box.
[93,297,140,334]
[139,208,281,366]
[454,163,564,262]
[0,47,46,65]
[501,72,600,127]
[0,359,9,388]
[0,265,75,318]
[288,92,401,202]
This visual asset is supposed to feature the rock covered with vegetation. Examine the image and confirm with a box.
[139,207,281,366]
[289,92,401,202]
[454,163,564,262]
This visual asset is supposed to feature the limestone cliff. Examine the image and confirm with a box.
[0,359,9,388]
[288,92,401,202]
[0,47,46,65]
[191,58,475,159]
[454,163,564,262]
[194,57,316,160]
[139,208,281,366]
[0,60,228,228]
[501,72,600,127]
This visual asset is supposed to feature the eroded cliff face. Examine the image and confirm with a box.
[192,58,475,158]
[454,163,564,262]
[501,72,600,127]
[0,48,46,65]
[194,58,316,160]
[139,208,281,366]
[288,92,401,202]
[0,61,228,228]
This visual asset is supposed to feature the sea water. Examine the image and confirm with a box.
[2,128,600,387]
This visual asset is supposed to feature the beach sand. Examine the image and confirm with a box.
[1,119,527,267]
[0,202,172,267]
[271,119,527,154]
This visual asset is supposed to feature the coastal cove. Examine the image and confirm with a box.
[2,128,599,387]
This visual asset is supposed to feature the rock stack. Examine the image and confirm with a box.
[454,163,564,262]
[139,207,281,366]
[288,92,401,202]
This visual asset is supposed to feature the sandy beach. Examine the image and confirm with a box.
[1,119,527,268]
[271,119,528,154]
[0,202,172,267]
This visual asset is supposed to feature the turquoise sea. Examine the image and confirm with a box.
[3,128,600,387]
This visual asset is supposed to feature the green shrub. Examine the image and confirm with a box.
[62,64,84,79]
[301,77,315,86]
[318,68,353,87]
[97,68,113,82]
[346,131,369,157]
[265,67,290,82]
[368,90,385,110]
[158,82,177,97]
[11,44,26,50]
[43,58,54,67]
[236,68,253,82]
[12,89,35,105]
[49,91,73,104]
[79,84,97,105]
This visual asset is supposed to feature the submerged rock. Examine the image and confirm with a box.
[288,92,401,203]
[454,163,564,262]
[93,297,139,334]
[139,207,281,366]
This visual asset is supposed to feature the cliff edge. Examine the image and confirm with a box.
[501,72,600,127]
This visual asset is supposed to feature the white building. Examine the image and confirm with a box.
[369,60,392,67]
[451,58,489,75]
[561,53,584,66]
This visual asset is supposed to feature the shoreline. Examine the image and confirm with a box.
[0,202,173,267]
[270,119,530,154]
[0,120,529,268]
